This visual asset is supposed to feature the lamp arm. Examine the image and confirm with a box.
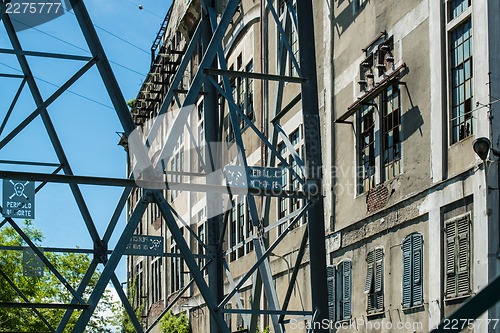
[491,147,500,158]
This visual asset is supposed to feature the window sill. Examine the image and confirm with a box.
[444,294,471,303]
[366,310,385,318]
[335,318,352,325]
[402,304,424,312]
[449,135,473,149]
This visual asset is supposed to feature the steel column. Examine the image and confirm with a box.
[201,1,225,333]
[296,0,329,330]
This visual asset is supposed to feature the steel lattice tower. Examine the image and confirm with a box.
[0,0,329,332]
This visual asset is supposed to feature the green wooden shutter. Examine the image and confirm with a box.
[445,221,457,298]
[365,250,374,294]
[456,216,470,296]
[374,248,384,311]
[402,236,412,308]
[327,265,336,322]
[412,233,423,306]
[342,260,352,319]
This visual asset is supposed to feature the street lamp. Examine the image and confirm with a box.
[473,137,500,259]
[473,137,500,162]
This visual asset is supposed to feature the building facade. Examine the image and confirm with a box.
[127,0,500,332]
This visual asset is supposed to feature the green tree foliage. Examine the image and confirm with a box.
[159,311,191,333]
[0,220,121,332]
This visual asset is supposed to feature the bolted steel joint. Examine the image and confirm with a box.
[142,190,154,203]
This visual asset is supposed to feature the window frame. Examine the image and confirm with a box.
[356,83,403,194]
[446,0,473,144]
[277,127,304,235]
[365,247,384,315]
[327,259,352,323]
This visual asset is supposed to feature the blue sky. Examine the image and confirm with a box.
[0,0,172,282]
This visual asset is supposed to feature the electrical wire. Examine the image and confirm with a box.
[8,17,149,78]
[0,61,114,110]
[64,10,151,56]
[123,0,166,20]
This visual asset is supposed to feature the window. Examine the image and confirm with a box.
[246,205,254,253]
[229,201,237,262]
[290,18,299,77]
[444,213,471,299]
[277,143,288,221]
[327,260,352,322]
[226,58,255,143]
[357,84,402,194]
[170,233,184,293]
[228,198,253,261]
[136,261,144,306]
[278,0,299,77]
[365,248,384,314]
[449,17,473,143]
[224,303,232,330]
[449,0,471,21]
[169,132,184,200]
[402,233,423,308]
[197,207,206,274]
[237,200,245,257]
[197,102,205,172]
[383,84,402,180]
[245,60,254,120]
[277,128,304,235]
[151,258,163,304]
[358,104,376,193]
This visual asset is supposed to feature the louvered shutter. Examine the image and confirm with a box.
[327,265,336,322]
[412,233,423,306]
[445,222,457,298]
[374,248,384,310]
[402,236,412,308]
[365,250,374,294]
[456,216,470,296]
[342,260,352,319]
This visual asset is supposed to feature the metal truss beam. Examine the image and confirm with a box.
[0,73,23,78]
[204,6,284,330]
[4,216,86,304]
[0,302,88,310]
[0,268,56,332]
[0,0,330,332]
[0,57,97,151]
[72,199,148,332]
[219,203,309,307]
[0,170,309,198]
[1,9,104,253]
[204,68,305,83]
[0,48,92,61]
[153,191,230,333]
[0,77,26,136]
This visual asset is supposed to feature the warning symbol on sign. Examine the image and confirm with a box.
[2,179,35,219]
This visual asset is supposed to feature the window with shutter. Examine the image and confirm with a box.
[341,260,352,320]
[401,233,423,308]
[328,260,352,322]
[366,248,384,314]
[412,234,423,306]
[402,237,412,308]
[444,214,471,300]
